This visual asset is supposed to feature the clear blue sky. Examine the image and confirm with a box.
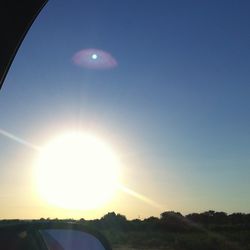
[0,0,250,219]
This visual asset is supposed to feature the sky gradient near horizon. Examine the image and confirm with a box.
[0,0,250,219]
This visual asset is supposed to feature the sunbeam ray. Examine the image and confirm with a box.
[118,184,163,210]
[0,128,40,151]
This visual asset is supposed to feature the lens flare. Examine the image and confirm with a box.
[72,48,117,69]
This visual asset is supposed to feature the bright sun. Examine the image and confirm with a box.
[35,132,120,210]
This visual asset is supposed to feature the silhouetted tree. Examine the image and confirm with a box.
[229,213,242,224]
[186,213,201,224]
[101,212,128,230]
[143,216,160,230]
[160,211,189,231]
[79,218,86,223]
[213,212,228,225]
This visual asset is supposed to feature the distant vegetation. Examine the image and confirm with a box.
[1,211,250,249]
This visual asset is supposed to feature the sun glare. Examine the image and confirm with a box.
[35,132,120,210]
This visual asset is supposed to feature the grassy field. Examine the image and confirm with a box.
[102,230,250,250]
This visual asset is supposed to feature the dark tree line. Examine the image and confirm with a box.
[2,210,250,232]
[75,211,250,232]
